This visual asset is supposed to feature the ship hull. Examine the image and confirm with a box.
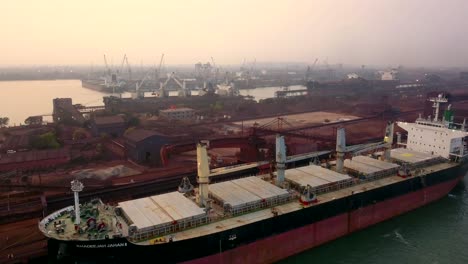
[81,80,114,93]
[48,162,468,263]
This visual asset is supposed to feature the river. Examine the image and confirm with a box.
[0,80,305,125]
[0,80,105,126]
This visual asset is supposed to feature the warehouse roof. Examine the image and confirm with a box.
[124,129,166,143]
[93,115,125,126]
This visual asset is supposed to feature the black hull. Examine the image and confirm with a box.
[48,161,468,263]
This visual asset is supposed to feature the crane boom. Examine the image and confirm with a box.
[103,54,110,75]
[125,55,132,80]
[157,53,165,80]
[119,54,127,74]
[311,58,318,70]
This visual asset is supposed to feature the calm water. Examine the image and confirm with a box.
[280,177,468,264]
[0,80,304,125]
[0,80,105,126]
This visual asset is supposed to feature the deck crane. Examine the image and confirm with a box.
[160,72,187,97]
[335,122,395,173]
[136,71,151,95]
[103,54,119,92]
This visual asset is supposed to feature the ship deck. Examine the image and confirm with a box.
[40,201,124,241]
[39,160,456,242]
[134,161,455,245]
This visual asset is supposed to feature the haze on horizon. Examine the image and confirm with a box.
[2,0,468,68]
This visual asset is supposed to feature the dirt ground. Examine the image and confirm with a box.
[233,111,360,128]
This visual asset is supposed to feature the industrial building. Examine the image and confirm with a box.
[159,108,195,120]
[90,115,126,137]
[124,129,170,166]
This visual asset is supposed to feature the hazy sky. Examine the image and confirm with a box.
[2,0,468,67]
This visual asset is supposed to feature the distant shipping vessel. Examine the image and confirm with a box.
[40,94,468,263]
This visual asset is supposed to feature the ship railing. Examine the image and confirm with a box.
[38,205,74,236]
[406,157,446,170]
[209,193,294,216]
[358,169,396,183]
[286,178,356,196]
[128,215,211,243]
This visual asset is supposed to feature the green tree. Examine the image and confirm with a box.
[124,127,135,136]
[0,117,9,127]
[72,128,87,141]
[31,132,60,149]
[24,116,43,126]
[126,116,140,127]
[211,101,224,112]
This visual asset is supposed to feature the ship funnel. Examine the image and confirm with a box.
[275,135,286,187]
[336,128,346,173]
[383,122,394,161]
[197,143,210,207]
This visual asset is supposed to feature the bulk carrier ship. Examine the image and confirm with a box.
[39,94,468,263]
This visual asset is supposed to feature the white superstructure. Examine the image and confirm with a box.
[397,94,468,159]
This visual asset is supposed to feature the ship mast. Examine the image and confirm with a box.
[275,135,286,186]
[71,179,84,225]
[429,94,448,122]
[335,128,346,173]
[197,143,210,207]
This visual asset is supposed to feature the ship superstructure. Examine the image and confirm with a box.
[40,94,468,264]
[397,94,467,159]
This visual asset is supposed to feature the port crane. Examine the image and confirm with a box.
[118,54,132,81]
[157,53,165,81]
[211,57,219,84]
[103,55,110,75]
[160,72,188,97]
[305,58,318,82]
